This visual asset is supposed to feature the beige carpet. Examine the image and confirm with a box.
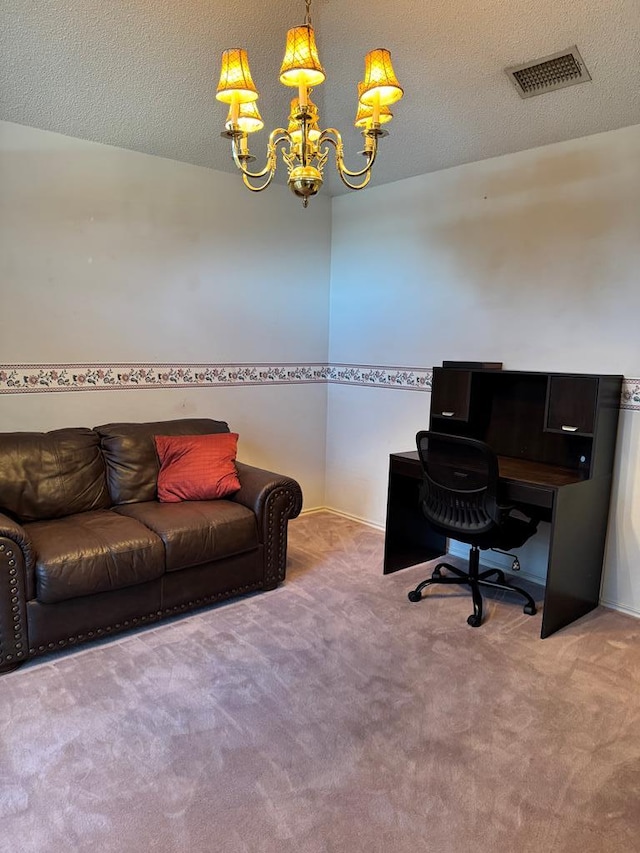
[1,511,639,853]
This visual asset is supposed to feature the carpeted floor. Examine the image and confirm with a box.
[1,511,639,853]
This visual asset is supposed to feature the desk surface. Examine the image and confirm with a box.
[391,450,583,490]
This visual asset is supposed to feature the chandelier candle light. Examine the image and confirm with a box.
[216,0,403,207]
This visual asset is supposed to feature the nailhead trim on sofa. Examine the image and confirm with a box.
[28,580,264,657]
[264,485,303,587]
[0,541,28,669]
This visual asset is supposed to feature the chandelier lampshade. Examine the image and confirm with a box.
[360,49,404,106]
[355,82,394,128]
[216,0,404,206]
[355,101,393,128]
[216,49,259,104]
[226,100,264,134]
[279,25,326,87]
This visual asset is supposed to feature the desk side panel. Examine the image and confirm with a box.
[541,477,612,638]
[383,455,447,574]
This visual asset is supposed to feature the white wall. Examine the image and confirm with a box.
[0,120,332,508]
[2,119,640,616]
[327,123,640,614]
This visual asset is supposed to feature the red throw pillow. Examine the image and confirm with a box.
[154,433,241,503]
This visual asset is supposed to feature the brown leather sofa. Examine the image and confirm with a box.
[0,418,302,673]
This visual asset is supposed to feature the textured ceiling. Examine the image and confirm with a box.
[2,0,639,196]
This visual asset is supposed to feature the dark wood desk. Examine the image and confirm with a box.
[384,367,622,638]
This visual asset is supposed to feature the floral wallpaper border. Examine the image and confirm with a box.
[0,362,433,394]
[0,362,638,409]
[327,363,433,391]
[621,380,640,410]
[0,363,329,393]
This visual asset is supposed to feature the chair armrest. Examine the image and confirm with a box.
[232,462,303,588]
[0,513,32,672]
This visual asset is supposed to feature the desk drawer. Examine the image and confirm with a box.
[504,481,554,510]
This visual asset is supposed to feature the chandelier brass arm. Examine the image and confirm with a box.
[216,0,403,206]
[230,129,289,178]
[318,126,387,190]
[225,127,291,193]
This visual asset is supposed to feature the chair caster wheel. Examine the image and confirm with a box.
[524,604,536,616]
[408,590,422,603]
[467,614,482,627]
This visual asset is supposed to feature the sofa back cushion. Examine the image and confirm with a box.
[0,428,110,522]
[94,419,230,506]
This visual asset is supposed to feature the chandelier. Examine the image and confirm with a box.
[215,0,403,207]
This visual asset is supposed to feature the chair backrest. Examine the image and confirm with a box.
[416,430,500,537]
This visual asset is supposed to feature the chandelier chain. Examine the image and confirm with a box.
[305,0,312,27]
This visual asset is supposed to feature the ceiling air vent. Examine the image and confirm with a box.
[505,46,591,99]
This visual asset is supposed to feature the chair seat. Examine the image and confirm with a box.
[447,513,539,551]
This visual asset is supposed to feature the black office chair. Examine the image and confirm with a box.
[408,430,538,627]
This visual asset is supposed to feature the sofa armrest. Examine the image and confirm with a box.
[232,462,303,588]
[0,513,32,673]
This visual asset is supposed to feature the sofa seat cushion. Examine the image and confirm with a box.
[114,500,258,572]
[25,510,165,604]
